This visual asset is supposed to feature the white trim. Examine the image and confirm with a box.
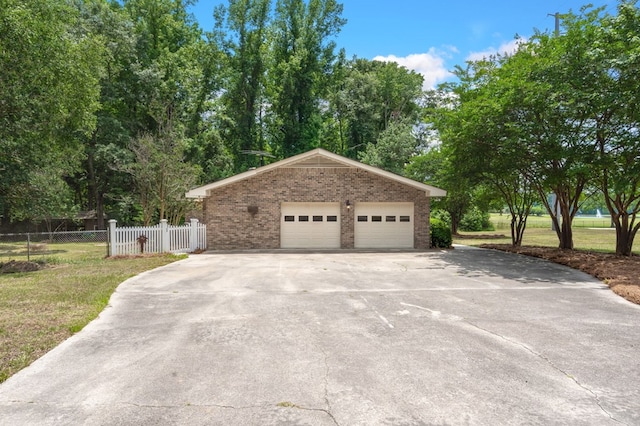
[185,148,447,198]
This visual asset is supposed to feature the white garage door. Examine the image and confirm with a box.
[281,203,340,248]
[354,202,414,248]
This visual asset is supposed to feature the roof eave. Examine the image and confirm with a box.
[185,148,447,198]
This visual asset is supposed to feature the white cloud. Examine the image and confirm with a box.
[373,48,453,90]
[466,38,527,62]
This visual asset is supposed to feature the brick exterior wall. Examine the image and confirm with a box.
[203,167,431,249]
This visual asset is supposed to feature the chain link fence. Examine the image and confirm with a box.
[0,230,108,262]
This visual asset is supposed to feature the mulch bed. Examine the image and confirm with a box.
[480,244,640,305]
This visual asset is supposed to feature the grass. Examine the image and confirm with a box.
[454,213,627,254]
[490,213,612,230]
[0,242,184,383]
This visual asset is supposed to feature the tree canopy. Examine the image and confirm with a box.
[2,0,640,257]
[429,1,640,255]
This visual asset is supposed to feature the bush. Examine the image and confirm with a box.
[431,209,451,227]
[460,207,494,232]
[430,218,452,248]
[530,204,546,217]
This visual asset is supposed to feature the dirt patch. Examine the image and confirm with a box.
[0,260,42,274]
[480,244,640,305]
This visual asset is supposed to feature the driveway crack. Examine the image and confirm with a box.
[464,321,627,425]
[282,306,340,426]
[277,401,339,425]
[320,345,339,426]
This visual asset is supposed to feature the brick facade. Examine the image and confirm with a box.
[204,167,431,250]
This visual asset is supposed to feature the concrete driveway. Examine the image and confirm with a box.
[1,247,639,425]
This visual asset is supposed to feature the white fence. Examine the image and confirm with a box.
[108,219,206,256]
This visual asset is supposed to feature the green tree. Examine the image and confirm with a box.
[436,58,537,245]
[322,58,424,159]
[215,0,271,171]
[405,144,471,236]
[70,0,140,229]
[0,0,103,223]
[359,119,418,175]
[591,2,640,255]
[267,0,346,158]
[123,0,205,131]
[128,120,199,226]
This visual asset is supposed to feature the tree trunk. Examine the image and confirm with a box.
[95,192,105,230]
[86,133,98,212]
[559,219,574,250]
[615,227,633,256]
[510,216,526,247]
[86,133,107,230]
[612,213,639,256]
[450,217,460,235]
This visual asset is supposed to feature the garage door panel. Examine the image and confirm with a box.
[355,202,413,248]
[281,203,340,248]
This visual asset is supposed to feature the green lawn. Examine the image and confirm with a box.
[0,241,108,263]
[490,213,612,229]
[0,242,184,382]
[455,214,625,254]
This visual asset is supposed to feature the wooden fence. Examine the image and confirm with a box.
[108,219,206,256]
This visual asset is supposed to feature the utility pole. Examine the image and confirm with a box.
[548,12,560,36]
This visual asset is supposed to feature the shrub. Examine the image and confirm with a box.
[431,209,451,227]
[430,218,452,248]
[460,207,494,232]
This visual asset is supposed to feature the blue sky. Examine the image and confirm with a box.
[189,0,618,88]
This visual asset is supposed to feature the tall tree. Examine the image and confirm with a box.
[215,0,271,171]
[267,0,345,158]
[591,1,640,255]
[322,58,424,159]
[0,0,103,223]
[71,0,140,228]
[123,0,204,134]
[438,58,538,246]
[518,8,607,250]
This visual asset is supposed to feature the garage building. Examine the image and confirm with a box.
[185,148,446,250]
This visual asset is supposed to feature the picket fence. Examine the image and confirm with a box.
[108,219,206,256]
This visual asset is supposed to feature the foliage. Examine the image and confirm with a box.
[127,123,199,226]
[1,0,440,230]
[214,0,271,171]
[430,209,451,227]
[267,0,346,158]
[358,119,418,175]
[430,218,452,248]
[432,2,640,254]
[8,0,639,257]
[406,145,471,235]
[459,207,493,232]
[0,0,102,221]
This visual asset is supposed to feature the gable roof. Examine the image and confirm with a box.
[185,148,447,198]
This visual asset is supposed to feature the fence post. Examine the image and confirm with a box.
[160,219,169,253]
[108,219,117,257]
[189,218,199,252]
